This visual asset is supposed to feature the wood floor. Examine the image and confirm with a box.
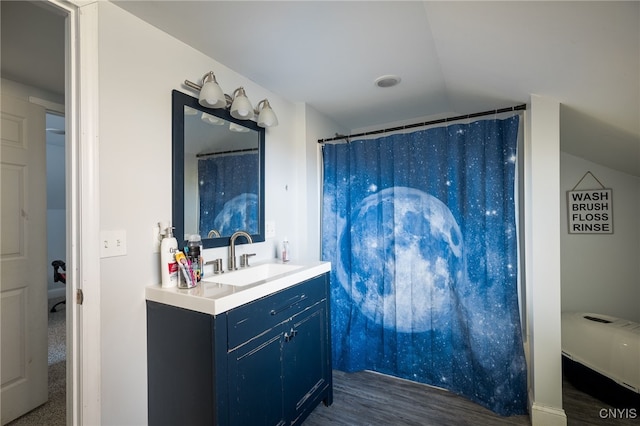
[305,370,530,426]
[11,303,638,426]
[305,370,639,426]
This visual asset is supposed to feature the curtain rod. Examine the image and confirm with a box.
[317,104,527,144]
[196,147,258,158]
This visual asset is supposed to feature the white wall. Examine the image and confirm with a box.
[0,78,64,106]
[302,104,349,260]
[525,96,566,425]
[560,152,640,322]
[95,3,343,423]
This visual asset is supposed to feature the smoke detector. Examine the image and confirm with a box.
[374,75,401,88]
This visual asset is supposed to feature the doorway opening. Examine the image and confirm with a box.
[45,110,67,418]
[1,1,69,424]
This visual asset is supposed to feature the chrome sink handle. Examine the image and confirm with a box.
[205,258,224,274]
[240,253,256,268]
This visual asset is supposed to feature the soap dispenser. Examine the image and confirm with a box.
[160,222,178,288]
[281,237,290,263]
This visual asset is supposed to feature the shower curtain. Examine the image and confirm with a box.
[199,153,259,236]
[321,115,527,416]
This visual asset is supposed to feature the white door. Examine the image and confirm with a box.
[1,94,48,424]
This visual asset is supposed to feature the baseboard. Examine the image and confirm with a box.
[48,287,66,300]
[529,401,567,426]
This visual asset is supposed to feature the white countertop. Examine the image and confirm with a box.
[146,260,331,315]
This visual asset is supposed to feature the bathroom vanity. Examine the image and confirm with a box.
[146,261,332,425]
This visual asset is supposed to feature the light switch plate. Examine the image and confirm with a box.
[265,220,276,238]
[101,230,127,258]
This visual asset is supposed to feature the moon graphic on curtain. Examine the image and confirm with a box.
[213,193,258,236]
[337,186,464,333]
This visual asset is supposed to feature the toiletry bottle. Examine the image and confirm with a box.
[282,237,290,263]
[160,224,178,288]
[187,234,203,281]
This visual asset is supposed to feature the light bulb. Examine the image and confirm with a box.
[230,87,254,120]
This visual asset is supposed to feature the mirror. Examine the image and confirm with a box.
[172,90,265,248]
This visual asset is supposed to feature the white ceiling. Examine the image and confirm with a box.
[1,1,65,97]
[3,1,639,176]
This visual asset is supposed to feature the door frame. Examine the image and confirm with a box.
[46,1,101,424]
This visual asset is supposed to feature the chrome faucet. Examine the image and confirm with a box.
[228,231,253,271]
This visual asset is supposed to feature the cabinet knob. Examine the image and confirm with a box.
[284,328,298,342]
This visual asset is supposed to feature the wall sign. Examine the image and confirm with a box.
[567,171,613,234]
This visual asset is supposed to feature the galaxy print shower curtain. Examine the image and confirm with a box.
[321,115,527,416]
[198,153,259,236]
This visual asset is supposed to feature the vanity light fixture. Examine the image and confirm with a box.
[256,99,278,128]
[184,71,279,128]
[201,112,225,126]
[184,106,199,116]
[229,122,250,133]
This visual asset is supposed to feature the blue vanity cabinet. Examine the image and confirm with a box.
[146,301,229,425]
[226,272,332,425]
[147,272,332,426]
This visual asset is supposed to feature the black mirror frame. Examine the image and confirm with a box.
[172,89,265,249]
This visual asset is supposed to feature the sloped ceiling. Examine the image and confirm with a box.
[1,1,65,97]
[3,1,639,176]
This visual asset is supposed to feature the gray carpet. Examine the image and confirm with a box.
[8,297,66,426]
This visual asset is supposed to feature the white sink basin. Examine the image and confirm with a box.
[204,263,303,287]
[147,261,331,315]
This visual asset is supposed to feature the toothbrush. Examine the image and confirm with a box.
[186,256,197,284]
[174,251,193,287]
[183,247,198,282]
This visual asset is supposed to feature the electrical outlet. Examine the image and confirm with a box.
[152,224,162,253]
[100,230,127,258]
[265,220,276,238]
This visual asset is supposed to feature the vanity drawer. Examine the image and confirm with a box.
[227,274,327,350]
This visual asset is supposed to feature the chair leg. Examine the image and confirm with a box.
[50,300,66,313]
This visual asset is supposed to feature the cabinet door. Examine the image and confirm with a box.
[228,325,287,426]
[284,301,330,424]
